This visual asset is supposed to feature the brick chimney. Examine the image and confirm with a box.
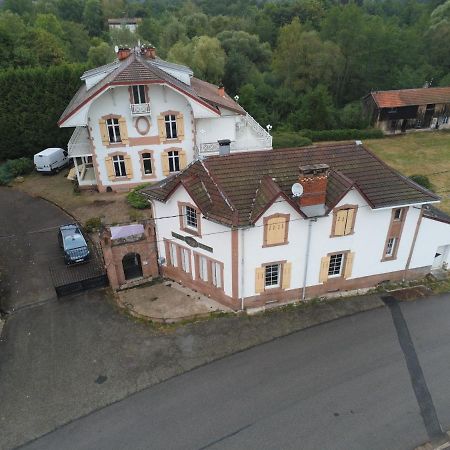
[141,45,156,59]
[218,83,225,97]
[117,46,131,61]
[298,164,329,207]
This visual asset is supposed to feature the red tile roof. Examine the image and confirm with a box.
[370,87,450,108]
[59,51,244,125]
[141,143,439,227]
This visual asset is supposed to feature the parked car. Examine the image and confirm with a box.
[58,224,90,265]
[34,148,68,174]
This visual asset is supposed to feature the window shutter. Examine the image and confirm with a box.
[176,113,185,140]
[319,256,330,283]
[343,252,355,279]
[344,209,355,235]
[281,262,292,289]
[179,150,187,170]
[105,156,114,180]
[266,216,286,245]
[157,115,166,140]
[99,119,109,145]
[124,155,133,179]
[255,267,265,294]
[118,117,129,145]
[161,152,170,176]
[334,210,347,236]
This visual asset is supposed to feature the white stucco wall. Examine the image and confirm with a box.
[152,186,234,298]
[411,216,450,268]
[240,189,423,298]
[87,84,196,187]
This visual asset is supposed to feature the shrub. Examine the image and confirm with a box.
[409,174,432,190]
[273,132,312,149]
[84,217,102,233]
[0,157,34,185]
[0,165,13,185]
[4,157,34,176]
[127,185,150,209]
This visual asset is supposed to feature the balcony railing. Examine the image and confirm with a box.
[130,103,151,116]
[195,138,272,156]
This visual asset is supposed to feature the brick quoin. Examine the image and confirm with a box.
[101,222,159,289]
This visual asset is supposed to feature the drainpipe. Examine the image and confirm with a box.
[240,227,246,311]
[302,218,316,301]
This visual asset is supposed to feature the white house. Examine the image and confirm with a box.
[141,142,450,311]
[58,45,272,192]
[107,18,142,33]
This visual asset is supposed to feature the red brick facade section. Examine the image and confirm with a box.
[101,222,159,289]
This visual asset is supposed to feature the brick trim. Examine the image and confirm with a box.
[101,114,126,148]
[381,207,409,262]
[243,266,431,308]
[134,117,151,136]
[193,252,225,292]
[262,213,290,247]
[138,149,156,180]
[178,201,202,237]
[330,204,358,237]
[257,260,288,296]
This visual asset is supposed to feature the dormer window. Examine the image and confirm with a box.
[132,85,147,104]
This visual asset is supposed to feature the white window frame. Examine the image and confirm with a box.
[185,205,198,230]
[165,114,177,139]
[265,263,281,288]
[168,150,180,173]
[199,256,208,282]
[132,85,146,104]
[141,152,152,175]
[328,253,343,277]
[386,237,397,256]
[112,155,126,177]
[212,261,222,288]
[181,248,190,273]
[169,242,178,267]
[106,118,121,143]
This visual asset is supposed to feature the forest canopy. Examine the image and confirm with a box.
[1,0,450,132]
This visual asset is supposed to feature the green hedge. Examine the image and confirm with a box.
[273,133,312,149]
[0,64,86,161]
[300,128,384,142]
[273,129,383,149]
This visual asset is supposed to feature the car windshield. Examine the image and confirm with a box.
[64,233,86,250]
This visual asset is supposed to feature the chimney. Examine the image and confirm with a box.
[117,46,131,61]
[298,164,329,207]
[218,83,225,97]
[141,44,156,59]
[218,139,231,156]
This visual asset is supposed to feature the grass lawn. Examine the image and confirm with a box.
[365,130,450,213]
[13,169,152,225]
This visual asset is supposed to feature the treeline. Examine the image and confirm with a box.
[1,0,450,159]
[0,64,84,159]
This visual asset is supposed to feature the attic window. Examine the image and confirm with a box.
[132,85,147,104]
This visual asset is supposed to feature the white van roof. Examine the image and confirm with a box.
[35,148,65,157]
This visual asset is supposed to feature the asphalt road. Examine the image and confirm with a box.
[0,188,71,312]
[21,293,450,450]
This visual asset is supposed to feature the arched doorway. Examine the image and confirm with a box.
[122,253,143,280]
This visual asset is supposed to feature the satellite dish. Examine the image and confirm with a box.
[114,45,119,53]
[291,183,303,198]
